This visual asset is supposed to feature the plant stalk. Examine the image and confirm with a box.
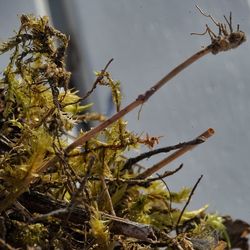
[38,47,212,174]
[136,128,215,179]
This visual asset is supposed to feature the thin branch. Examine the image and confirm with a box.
[82,58,114,101]
[156,172,174,227]
[136,128,214,179]
[195,5,219,26]
[30,208,68,223]
[119,155,146,172]
[122,139,203,171]
[148,164,183,181]
[100,176,116,216]
[175,175,203,234]
[88,164,183,185]
[86,164,179,190]
[66,156,94,221]
[65,48,211,154]
[38,47,211,176]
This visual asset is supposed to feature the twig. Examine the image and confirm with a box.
[39,14,246,173]
[175,175,203,234]
[100,176,116,216]
[88,164,183,185]
[82,58,114,101]
[66,156,94,221]
[65,48,211,154]
[37,48,211,177]
[13,201,33,220]
[30,208,68,223]
[136,128,214,179]
[156,173,174,227]
[119,155,146,172]
[195,5,219,26]
[148,164,183,181]
[122,139,203,171]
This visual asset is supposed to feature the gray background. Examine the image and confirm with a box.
[0,0,250,221]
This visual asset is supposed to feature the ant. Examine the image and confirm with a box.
[191,5,246,54]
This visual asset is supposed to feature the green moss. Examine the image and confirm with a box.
[0,13,247,249]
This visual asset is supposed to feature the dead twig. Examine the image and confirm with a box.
[148,164,183,181]
[122,139,203,171]
[89,164,183,185]
[175,175,203,234]
[64,48,211,154]
[136,128,214,179]
[82,58,114,101]
[38,48,211,177]
[156,172,174,227]
[66,156,94,222]
[100,175,116,216]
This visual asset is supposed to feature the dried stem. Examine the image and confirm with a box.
[82,58,114,101]
[38,47,211,175]
[66,156,94,221]
[65,48,211,153]
[136,128,215,179]
[175,175,203,234]
[122,139,203,171]
[100,176,116,216]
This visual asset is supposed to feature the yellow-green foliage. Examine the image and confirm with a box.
[8,221,48,248]
[90,208,110,248]
[0,14,233,249]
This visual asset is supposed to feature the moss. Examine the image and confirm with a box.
[0,13,248,250]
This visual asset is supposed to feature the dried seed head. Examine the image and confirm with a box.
[209,30,246,54]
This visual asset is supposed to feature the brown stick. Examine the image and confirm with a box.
[37,47,211,175]
[66,48,211,153]
[176,174,203,234]
[136,128,215,179]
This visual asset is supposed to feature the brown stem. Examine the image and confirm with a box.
[37,47,211,176]
[66,47,211,153]
[100,176,116,216]
[136,128,215,179]
[81,58,114,101]
[122,139,203,171]
[176,174,203,234]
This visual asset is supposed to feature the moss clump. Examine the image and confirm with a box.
[0,14,248,250]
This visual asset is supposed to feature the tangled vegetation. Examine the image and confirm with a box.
[0,12,249,250]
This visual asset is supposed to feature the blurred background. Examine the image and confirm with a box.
[0,0,249,221]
